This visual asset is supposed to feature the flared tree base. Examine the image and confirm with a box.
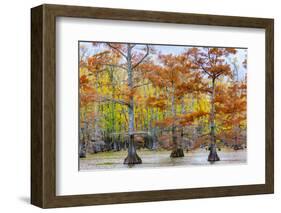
[208,150,220,162]
[170,148,184,158]
[79,152,86,158]
[79,149,86,158]
[124,153,142,165]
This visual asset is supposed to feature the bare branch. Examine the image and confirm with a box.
[214,69,225,79]
[200,64,212,77]
[106,43,128,59]
[99,96,129,106]
[82,94,129,106]
[132,45,150,69]
[133,82,151,89]
[91,63,127,71]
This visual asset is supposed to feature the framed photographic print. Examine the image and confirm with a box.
[31,4,274,208]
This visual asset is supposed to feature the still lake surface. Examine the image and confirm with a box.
[80,148,247,171]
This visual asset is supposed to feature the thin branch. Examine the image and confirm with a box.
[207,50,215,67]
[82,94,129,106]
[132,45,150,69]
[214,69,225,79]
[200,64,212,77]
[87,67,108,75]
[133,82,151,89]
[91,63,127,71]
[99,96,129,106]
[106,43,128,59]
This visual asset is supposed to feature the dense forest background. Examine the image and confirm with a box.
[79,42,247,165]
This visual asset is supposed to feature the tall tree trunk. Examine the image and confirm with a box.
[151,91,159,150]
[79,111,87,157]
[151,108,158,150]
[109,67,118,151]
[149,108,153,149]
[180,97,186,151]
[124,44,142,164]
[112,103,117,151]
[170,85,184,158]
[208,78,220,161]
[93,73,101,145]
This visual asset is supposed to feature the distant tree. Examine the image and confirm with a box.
[215,80,247,149]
